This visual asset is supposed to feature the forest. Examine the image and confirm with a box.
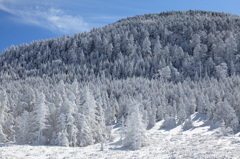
[0,10,240,149]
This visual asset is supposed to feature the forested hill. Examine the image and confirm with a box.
[1,10,240,148]
[1,10,240,82]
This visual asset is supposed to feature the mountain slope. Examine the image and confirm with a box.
[1,10,240,82]
[0,11,240,149]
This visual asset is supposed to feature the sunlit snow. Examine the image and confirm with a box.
[1,113,239,159]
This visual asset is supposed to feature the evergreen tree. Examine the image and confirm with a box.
[78,86,106,146]
[177,97,186,124]
[123,100,148,150]
[142,36,151,55]
[57,129,69,147]
[16,111,30,143]
[0,89,7,126]
[30,91,49,144]
[0,125,7,143]
[213,99,239,132]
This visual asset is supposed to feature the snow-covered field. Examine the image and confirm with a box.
[1,113,240,159]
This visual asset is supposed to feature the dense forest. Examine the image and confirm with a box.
[0,10,240,149]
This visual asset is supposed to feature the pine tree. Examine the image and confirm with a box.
[177,97,186,124]
[0,89,8,142]
[0,89,7,125]
[142,36,151,55]
[146,101,156,128]
[123,100,148,150]
[213,99,239,132]
[61,96,77,147]
[120,116,125,143]
[57,129,69,147]
[16,111,30,143]
[153,36,162,56]
[78,113,93,147]
[161,114,177,128]
[183,116,193,129]
[0,125,7,143]
[30,91,49,144]
[216,63,228,79]
[4,114,15,141]
[78,86,106,146]
[158,66,171,81]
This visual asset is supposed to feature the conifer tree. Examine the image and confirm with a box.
[16,111,30,143]
[0,125,7,143]
[123,100,148,150]
[78,86,106,146]
[142,36,151,55]
[0,90,7,126]
[30,91,49,144]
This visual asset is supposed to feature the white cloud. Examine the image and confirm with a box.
[0,0,89,34]
[90,15,124,21]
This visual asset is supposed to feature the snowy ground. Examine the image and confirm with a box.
[1,113,240,159]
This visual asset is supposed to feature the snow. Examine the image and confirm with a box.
[1,113,240,159]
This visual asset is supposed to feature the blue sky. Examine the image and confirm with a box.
[0,0,240,52]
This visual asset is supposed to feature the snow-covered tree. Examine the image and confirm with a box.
[0,89,8,141]
[158,66,171,80]
[216,63,228,79]
[123,100,148,150]
[177,98,186,124]
[142,36,151,55]
[0,125,7,143]
[16,111,30,143]
[60,96,77,147]
[78,86,106,146]
[0,89,7,125]
[57,129,69,147]
[183,116,193,129]
[153,37,162,55]
[78,113,93,147]
[161,114,177,128]
[120,116,125,143]
[4,114,15,141]
[30,91,49,144]
[213,100,239,132]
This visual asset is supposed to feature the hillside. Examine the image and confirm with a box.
[1,10,240,82]
[0,10,240,151]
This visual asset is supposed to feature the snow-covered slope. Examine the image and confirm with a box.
[1,113,240,159]
[1,10,240,149]
[1,10,240,82]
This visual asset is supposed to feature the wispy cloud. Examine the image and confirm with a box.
[0,0,89,34]
[90,15,125,21]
